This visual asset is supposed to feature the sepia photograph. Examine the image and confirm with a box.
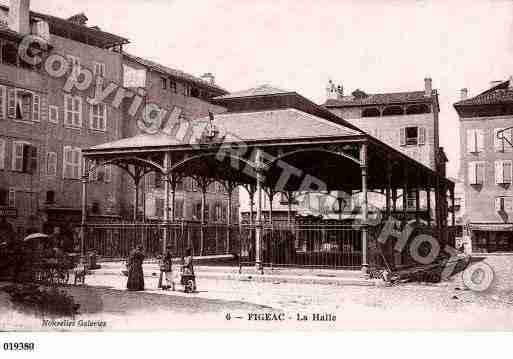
[0,0,512,350]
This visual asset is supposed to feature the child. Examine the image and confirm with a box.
[160,245,175,291]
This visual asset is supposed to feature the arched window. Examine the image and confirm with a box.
[406,104,430,115]
[382,106,404,116]
[362,108,380,117]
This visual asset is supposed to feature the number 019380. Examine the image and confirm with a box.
[3,342,35,351]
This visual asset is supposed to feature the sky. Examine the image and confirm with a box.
[11,0,513,179]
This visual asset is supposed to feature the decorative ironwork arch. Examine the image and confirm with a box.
[262,147,361,171]
[86,156,164,181]
[169,152,257,173]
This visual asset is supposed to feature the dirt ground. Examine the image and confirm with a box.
[1,255,512,331]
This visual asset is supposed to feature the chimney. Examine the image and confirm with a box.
[460,88,468,100]
[424,77,432,97]
[8,0,31,35]
[201,72,215,85]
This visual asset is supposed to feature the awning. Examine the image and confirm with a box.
[469,223,513,231]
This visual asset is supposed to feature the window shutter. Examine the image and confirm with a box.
[495,161,503,184]
[0,85,6,120]
[418,127,426,145]
[494,197,501,211]
[32,94,41,122]
[506,197,513,212]
[8,188,15,207]
[477,162,485,184]
[494,128,504,152]
[466,129,475,153]
[468,162,476,184]
[477,129,484,152]
[7,88,16,118]
[504,161,512,183]
[400,127,406,146]
[0,139,4,170]
[63,146,71,178]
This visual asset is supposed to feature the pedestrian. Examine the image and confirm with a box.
[159,245,175,291]
[182,247,194,276]
[127,245,145,291]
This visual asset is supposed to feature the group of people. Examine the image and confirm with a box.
[126,245,194,292]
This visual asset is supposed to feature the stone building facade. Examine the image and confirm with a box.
[323,78,448,217]
[0,0,128,239]
[454,79,513,252]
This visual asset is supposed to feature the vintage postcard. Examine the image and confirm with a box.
[0,0,512,346]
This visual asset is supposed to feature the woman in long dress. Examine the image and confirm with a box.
[127,245,145,291]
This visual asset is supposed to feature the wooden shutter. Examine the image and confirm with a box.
[8,188,15,207]
[400,127,406,146]
[32,94,41,122]
[7,88,16,118]
[506,197,513,212]
[468,162,476,184]
[0,85,6,120]
[63,146,71,178]
[0,138,5,170]
[476,162,485,184]
[418,127,426,145]
[477,129,484,152]
[495,197,502,211]
[467,129,475,153]
[495,161,503,184]
[504,161,512,183]
[494,128,504,152]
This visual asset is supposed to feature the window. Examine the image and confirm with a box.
[406,104,430,115]
[0,188,7,206]
[46,152,57,176]
[183,84,189,97]
[170,80,177,93]
[495,160,512,184]
[0,85,6,120]
[11,142,36,173]
[191,179,198,191]
[90,102,107,131]
[91,202,100,214]
[495,197,513,212]
[2,42,18,66]
[0,138,5,170]
[93,62,106,78]
[49,105,59,124]
[155,198,164,218]
[467,128,484,153]
[12,141,24,171]
[190,88,200,98]
[63,146,82,179]
[64,95,82,127]
[161,77,167,90]
[67,55,80,79]
[494,128,512,152]
[468,161,485,185]
[11,90,40,122]
[400,126,426,146]
[362,108,380,117]
[406,191,417,210]
[383,106,404,116]
[45,190,55,204]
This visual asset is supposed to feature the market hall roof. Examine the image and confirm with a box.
[88,108,363,152]
[83,85,454,190]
